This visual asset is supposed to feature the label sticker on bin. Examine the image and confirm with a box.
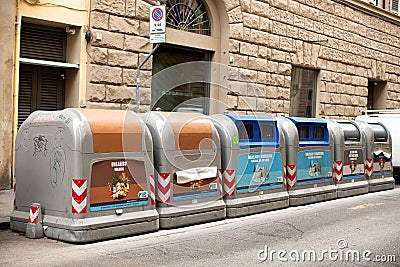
[236,152,283,193]
[343,149,364,179]
[297,150,332,185]
[90,159,149,211]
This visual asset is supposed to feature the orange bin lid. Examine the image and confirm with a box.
[161,112,213,151]
[80,109,142,153]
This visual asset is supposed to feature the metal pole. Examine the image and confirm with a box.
[136,43,161,113]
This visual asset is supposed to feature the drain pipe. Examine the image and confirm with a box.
[136,43,160,113]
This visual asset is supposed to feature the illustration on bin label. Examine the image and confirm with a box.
[343,149,364,179]
[172,167,218,201]
[90,159,148,211]
[373,149,391,174]
[297,150,332,184]
[236,152,283,193]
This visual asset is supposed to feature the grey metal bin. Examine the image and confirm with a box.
[355,120,395,192]
[141,112,226,228]
[211,114,289,217]
[327,120,369,197]
[278,117,337,206]
[11,109,159,243]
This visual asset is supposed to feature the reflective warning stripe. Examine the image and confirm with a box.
[72,179,87,214]
[223,170,235,196]
[365,158,373,178]
[157,173,171,203]
[28,205,39,224]
[333,160,343,182]
[283,165,287,188]
[149,174,156,205]
[287,165,296,188]
[218,169,223,196]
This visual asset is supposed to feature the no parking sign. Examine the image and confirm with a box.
[150,5,166,43]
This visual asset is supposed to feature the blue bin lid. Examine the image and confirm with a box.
[225,114,279,148]
[286,117,330,147]
[225,114,277,122]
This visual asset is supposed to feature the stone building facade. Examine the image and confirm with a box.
[1,0,400,188]
[87,0,400,118]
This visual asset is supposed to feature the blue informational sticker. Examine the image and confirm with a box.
[236,152,283,194]
[297,150,332,185]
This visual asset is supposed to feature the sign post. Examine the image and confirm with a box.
[150,5,166,44]
[136,5,166,113]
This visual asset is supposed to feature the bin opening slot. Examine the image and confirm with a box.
[238,124,253,140]
[313,126,325,139]
[235,120,278,148]
[175,166,218,184]
[298,126,309,139]
[338,122,361,141]
[295,122,329,146]
[369,123,388,142]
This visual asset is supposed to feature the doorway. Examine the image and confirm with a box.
[151,45,211,114]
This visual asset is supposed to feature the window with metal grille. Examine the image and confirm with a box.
[166,0,211,35]
[289,67,318,117]
[390,0,399,13]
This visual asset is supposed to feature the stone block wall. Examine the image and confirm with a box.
[87,0,154,112]
[224,0,400,118]
[87,0,400,119]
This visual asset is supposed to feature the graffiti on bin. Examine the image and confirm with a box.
[33,135,48,157]
[50,148,66,188]
[236,152,283,193]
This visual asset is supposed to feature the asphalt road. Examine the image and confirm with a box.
[1,186,399,267]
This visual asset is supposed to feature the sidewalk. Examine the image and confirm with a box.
[0,189,13,229]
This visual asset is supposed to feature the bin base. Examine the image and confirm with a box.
[288,184,337,206]
[158,199,226,229]
[10,209,159,243]
[336,180,369,198]
[225,191,289,218]
[368,177,395,192]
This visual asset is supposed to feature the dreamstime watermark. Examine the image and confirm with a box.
[257,239,397,263]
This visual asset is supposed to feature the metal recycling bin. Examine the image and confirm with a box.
[141,112,226,228]
[327,120,369,197]
[211,114,289,217]
[355,120,395,192]
[278,117,337,206]
[11,109,159,243]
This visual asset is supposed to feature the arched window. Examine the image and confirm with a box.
[166,0,211,36]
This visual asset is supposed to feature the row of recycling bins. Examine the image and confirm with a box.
[11,109,395,243]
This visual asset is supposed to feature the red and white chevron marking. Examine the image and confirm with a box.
[72,179,87,214]
[282,165,287,188]
[223,170,235,196]
[218,169,223,196]
[157,173,171,203]
[365,158,373,178]
[149,174,156,205]
[13,178,16,207]
[287,164,297,188]
[28,205,39,224]
[333,160,343,182]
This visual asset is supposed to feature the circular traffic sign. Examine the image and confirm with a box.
[152,8,163,21]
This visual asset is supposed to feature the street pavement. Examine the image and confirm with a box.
[0,186,399,266]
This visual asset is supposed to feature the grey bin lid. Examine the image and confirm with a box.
[369,123,388,142]
[337,121,361,141]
